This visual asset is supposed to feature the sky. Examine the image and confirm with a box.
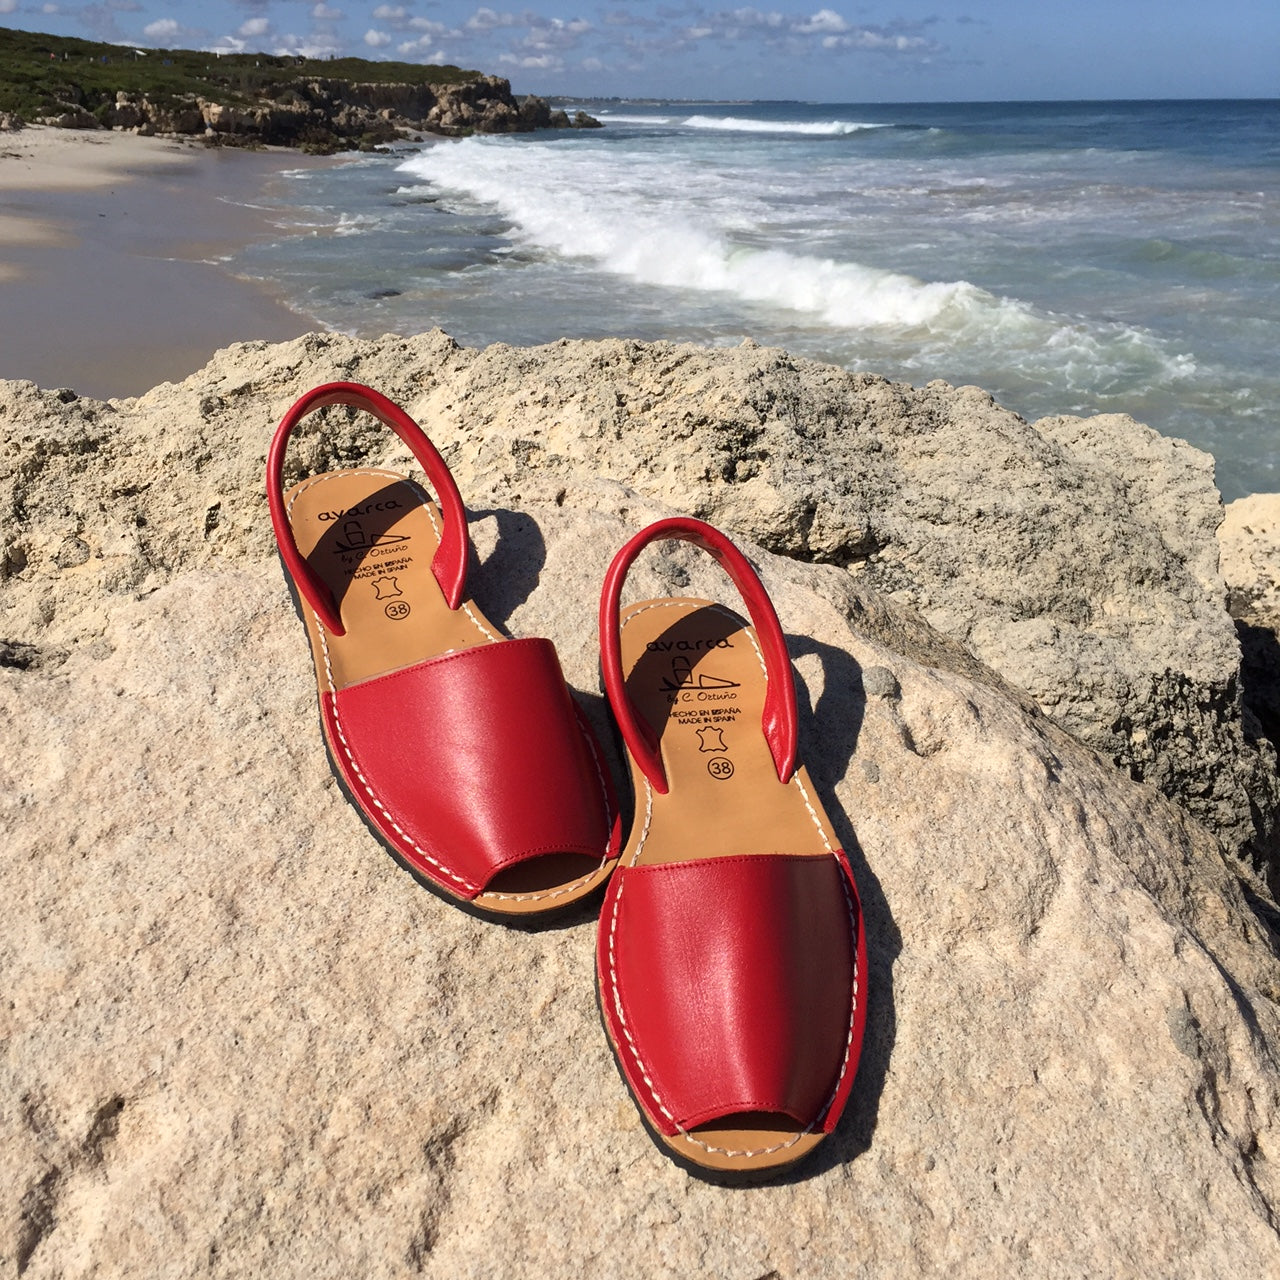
[1,1,1277,102]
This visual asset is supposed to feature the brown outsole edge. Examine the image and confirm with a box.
[276,551,609,930]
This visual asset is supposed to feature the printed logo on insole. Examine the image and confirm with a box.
[698,728,736,779]
[330,513,417,587]
[317,500,405,522]
[658,653,744,734]
[370,573,411,618]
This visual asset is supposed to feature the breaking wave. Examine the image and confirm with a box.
[395,136,1196,396]
[680,114,889,136]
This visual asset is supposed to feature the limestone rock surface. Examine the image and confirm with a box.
[2,333,1280,1276]
[10,328,1265,859]
[88,77,598,150]
[1221,493,1280,812]
[1222,492,1280,627]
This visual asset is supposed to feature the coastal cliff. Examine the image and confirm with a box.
[2,332,1279,1275]
[94,75,599,149]
[0,27,600,149]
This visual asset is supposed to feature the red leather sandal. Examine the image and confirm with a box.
[267,382,621,918]
[597,517,867,1178]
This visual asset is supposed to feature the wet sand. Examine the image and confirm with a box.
[0,127,328,398]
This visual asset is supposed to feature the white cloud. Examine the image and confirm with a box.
[0,0,18,13]
[142,18,180,40]
[273,33,344,59]
[728,7,785,29]
[409,17,447,34]
[823,29,933,53]
[467,8,511,32]
[372,4,407,20]
[312,3,343,20]
[498,51,559,70]
[797,9,849,35]
[397,36,449,61]
[239,17,270,38]
[364,28,391,48]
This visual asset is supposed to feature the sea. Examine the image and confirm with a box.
[233,99,1280,502]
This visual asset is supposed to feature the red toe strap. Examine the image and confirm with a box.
[324,638,617,897]
[599,517,798,794]
[267,382,469,636]
[600,851,864,1135]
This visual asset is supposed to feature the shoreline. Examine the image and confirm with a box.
[0,126,330,398]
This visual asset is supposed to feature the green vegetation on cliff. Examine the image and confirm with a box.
[0,25,480,120]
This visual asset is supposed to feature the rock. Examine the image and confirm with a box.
[2,334,1280,1271]
[199,100,241,134]
[216,333,1272,865]
[93,75,576,150]
[518,97,602,130]
[1220,493,1280,816]
[0,333,1273,871]
[426,76,527,135]
[302,78,440,119]
[38,107,98,130]
[519,96,555,128]
[1222,492,1280,626]
[109,92,142,130]
[139,96,204,136]
[0,112,25,132]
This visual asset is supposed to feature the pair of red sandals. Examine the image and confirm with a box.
[267,382,868,1181]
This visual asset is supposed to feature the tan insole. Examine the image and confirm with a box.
[618,597,840,1171]
[285,469,498,689]
[619,598,837,864]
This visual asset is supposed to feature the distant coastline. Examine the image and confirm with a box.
[0,24,601,151]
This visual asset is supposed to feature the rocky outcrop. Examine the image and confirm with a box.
[3,332,1280,1275]
[78,75,598,151]
[437,347,1280,868]
[38,105,98,129]
[1221,493,1280,802]
[161,331,1277,868]
[1222,492,1280,627]
[1,332,1274,872]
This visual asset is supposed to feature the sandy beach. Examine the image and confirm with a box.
[0,126,325,397]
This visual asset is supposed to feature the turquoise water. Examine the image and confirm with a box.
[238,99,1280,501]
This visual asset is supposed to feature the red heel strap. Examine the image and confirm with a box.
[599,517,798,794]
[266,382,469,636]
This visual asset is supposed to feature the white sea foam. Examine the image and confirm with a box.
[681,114,887,136]
[392,138,1202,403]
[404,135,1203,407]
[594,112,679,125]
[397,139,976,330]
[332,212,386,236]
